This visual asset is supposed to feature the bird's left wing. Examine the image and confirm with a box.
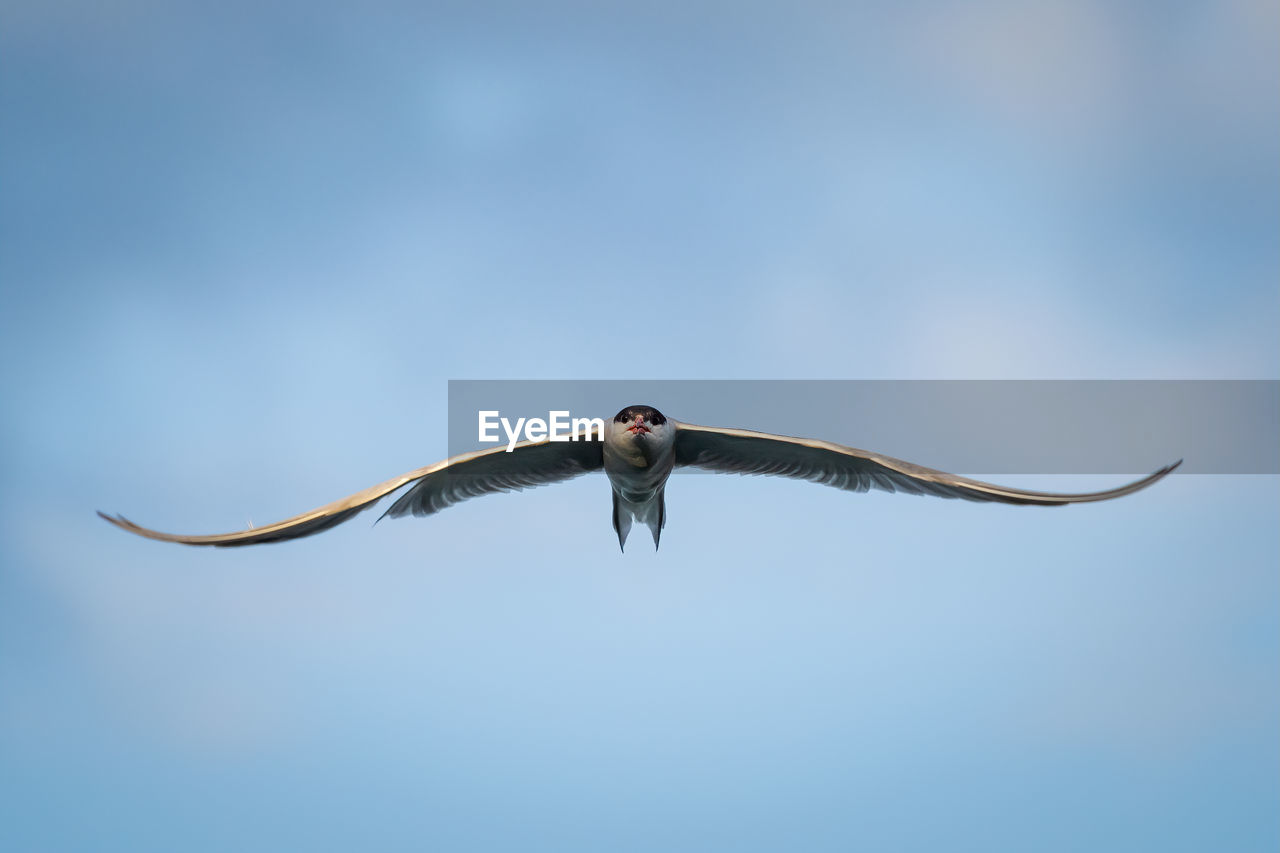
[672,421,1179,505]
[99,435,604,547]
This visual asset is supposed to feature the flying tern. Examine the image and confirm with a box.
[99,405,1181,551]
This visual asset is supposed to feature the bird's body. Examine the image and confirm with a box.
[100,405,1181,551]
[603,406,675,549]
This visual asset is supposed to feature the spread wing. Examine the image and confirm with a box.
[99,436,604,547]
[672,422,1179,505]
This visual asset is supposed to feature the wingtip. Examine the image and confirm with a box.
[98,511,143,536]
[1126,459,1182,496]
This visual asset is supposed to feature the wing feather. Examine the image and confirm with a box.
[672,422,1179,505]
[99,436,604,547]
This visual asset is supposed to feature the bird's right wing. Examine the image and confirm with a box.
[99,435,604,547]
[381,435,603,519]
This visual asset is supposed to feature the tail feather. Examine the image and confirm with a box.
[612,489,666,552]
[651,489,666,551]
[612,491,632,552]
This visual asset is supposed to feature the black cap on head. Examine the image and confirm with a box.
[613,405,667,425]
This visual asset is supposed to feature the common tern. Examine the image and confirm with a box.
[99,405,1181,551]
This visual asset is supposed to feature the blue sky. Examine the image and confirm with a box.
[1,2,1277,851]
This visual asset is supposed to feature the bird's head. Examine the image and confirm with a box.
[611,405,668,440]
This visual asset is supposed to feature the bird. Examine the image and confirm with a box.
[98,404,1181,552]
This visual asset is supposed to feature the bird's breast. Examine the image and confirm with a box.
[603,432,674,498]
